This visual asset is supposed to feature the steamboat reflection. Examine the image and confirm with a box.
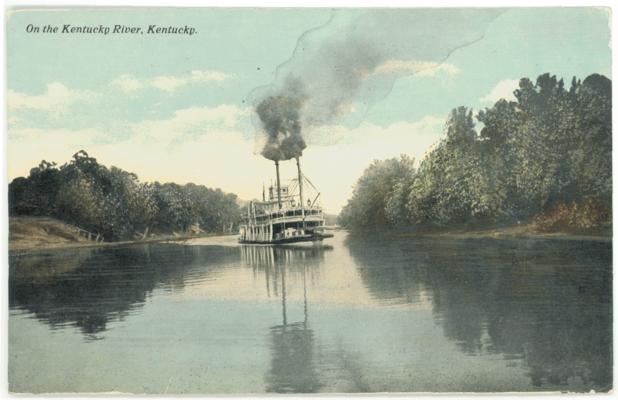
[241,245,327,393]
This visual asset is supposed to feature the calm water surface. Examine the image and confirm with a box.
[9,232,612,393]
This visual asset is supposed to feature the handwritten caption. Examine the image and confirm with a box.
[25,24,198,36]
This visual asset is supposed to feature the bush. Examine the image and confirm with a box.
[533,198,611,233]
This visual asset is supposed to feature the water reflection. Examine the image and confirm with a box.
[240,245,328,298]
[8,234,612,392]
[345,234,612,390]
[9,244,239,337]
[241,245,324,393]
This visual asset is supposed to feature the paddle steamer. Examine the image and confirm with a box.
[239,158,333,244]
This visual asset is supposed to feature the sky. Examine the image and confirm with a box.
[6,7,612,213]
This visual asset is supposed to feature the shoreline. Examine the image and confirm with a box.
[350,224,612,243]
[396,225,613,242]
[9,233,237,256]
[9,224,612,255]
[416,230,612,242]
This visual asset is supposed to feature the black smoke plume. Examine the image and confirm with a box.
[251,9,503,161]
[256,78,307,161]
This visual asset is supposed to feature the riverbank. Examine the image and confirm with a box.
[392,223,612,242]
[9,217,236,254]
[10,217,611,255]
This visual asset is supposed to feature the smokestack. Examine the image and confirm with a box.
[296,157,305,225]
[274,160,282,209]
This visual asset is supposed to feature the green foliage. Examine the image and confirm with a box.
[9,151,241,240]
[339,73,612,231]
[338,155,415,229]
[9,161,62,216]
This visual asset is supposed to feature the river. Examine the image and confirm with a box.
[8,231,612,393]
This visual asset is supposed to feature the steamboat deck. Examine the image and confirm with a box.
[239,158,332,244]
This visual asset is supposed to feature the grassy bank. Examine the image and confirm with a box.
[390,223,612,242]
[9,216,232,254]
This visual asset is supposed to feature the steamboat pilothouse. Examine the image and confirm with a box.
[239,158,333,244]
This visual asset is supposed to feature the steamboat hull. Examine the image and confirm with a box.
[239,232,334,245]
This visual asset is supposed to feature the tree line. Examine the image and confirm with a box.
[339,73,611,233]
[9,151,241,240]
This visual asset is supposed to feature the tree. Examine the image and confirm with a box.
[339,155,415,229]
[341,73,612,233]
[8,151,241,240]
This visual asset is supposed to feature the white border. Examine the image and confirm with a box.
[1,1,615,400]
[2,0,617,7]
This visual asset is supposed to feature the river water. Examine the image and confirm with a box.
[8,231,612,393]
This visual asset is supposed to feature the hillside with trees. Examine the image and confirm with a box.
[9,151,241,241]
[339,73,611,234]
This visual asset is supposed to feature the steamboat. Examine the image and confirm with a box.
[239,158,333,244]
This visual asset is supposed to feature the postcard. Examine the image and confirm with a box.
[6,6,612,394]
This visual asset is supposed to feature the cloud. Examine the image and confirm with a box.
[130,105,250,144]
[7,126,105,180]
[7,123,265,203]
[373,60,460,77]
[7,103,254,195]
[306,114,445,147]
[111,70,232,92]
[110,75,143,92]
[8,82,96,111]
[480,79,519,104]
